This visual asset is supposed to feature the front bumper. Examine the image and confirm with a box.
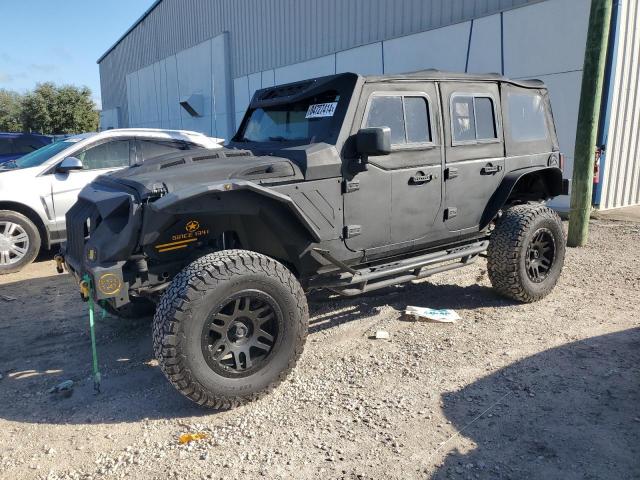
[60,249,129,306]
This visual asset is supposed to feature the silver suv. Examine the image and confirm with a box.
[0,128,222,274]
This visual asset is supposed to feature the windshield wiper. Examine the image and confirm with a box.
[268,136,287,142]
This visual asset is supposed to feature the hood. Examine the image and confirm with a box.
[96,147,305,200]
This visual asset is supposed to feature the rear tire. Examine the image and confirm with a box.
[152,250,308,408]
[488,204,565,303]
[0,210,41,275]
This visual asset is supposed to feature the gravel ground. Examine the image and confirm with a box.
[0,219,638,480]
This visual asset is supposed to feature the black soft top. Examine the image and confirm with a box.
[364,69,545,89]
[248,70,546,111]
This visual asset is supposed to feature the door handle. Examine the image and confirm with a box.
[409,173,434,185]
[481,163,502,175]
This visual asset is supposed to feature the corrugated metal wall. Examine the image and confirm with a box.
[99,0,541,123]
[600,0,640,209]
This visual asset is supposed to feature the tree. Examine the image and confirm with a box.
[0,89,23,132]
[21,83,99,134]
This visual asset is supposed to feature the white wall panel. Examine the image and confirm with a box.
[212,32,234,139]
[261,70,275,88]
[382,22,470,74]
[503,0,590,78]
[336,43,383,75]
[126,72,140,127]
[466,14,502,74]
[164,56,182,129]
[137,64,160,127]
[248,72,262,101]
[100,108,120,130]
[274,54,335,85]
[176,40,214,135]
[233,75,249,130]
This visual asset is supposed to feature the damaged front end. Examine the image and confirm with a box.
[61,181,143,307]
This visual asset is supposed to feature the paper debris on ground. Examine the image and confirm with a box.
[405,306,460,323]
[374,330,390,340]
[179,432,208,444]
[0,294,16,302]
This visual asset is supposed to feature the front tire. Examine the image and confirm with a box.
[152,250,308,408]
[0,210,41,275]
[488,204,565,303]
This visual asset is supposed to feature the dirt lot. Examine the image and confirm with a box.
[0,219,638,480]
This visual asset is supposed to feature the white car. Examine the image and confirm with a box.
[0,128,222,274]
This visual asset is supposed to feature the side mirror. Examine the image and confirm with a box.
[56,157,83,173]
[356,127,391,156]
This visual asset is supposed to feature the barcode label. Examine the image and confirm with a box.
[305,102,338,119]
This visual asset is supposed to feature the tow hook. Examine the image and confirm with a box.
[54,254,65,274]
[79,279,90,301]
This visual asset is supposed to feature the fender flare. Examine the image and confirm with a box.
[480,166,563,229]
[148,179,322,242]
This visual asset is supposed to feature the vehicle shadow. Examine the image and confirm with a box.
[0,274,514,425]
[307,281,516,334]
[0,274,210,425]
[431,328,640,480]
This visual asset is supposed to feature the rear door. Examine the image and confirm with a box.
[440,82,505,232]
[343,82,443,252]
[50,139,133,233]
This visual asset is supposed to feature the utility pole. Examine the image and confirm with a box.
[567,0,613,247]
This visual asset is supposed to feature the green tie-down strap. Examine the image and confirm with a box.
[82,274,102,393]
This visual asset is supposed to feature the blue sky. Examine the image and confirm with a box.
[0,0,156,108]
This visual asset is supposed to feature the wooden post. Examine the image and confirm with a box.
[567,0,613,247]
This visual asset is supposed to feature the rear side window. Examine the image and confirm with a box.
[507,92,548,141]
[451,95,498,143]
[365,95,432,146]
[78,140,131,170]
[137,139,193,162]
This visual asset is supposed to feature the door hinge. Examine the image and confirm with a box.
[343,225,362,238]
[343,179,360,193]
[445,167,459,180]
[444,207,457,220]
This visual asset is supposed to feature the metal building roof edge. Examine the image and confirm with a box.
[96,0,163,64]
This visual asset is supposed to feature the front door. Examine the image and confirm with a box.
[343,83,443,253]
[440,82,505,233]
[50,139,133,233]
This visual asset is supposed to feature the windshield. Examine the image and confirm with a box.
[11,141,76,169]
[239,90,342,143]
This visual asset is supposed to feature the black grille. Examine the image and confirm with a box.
[65,199,95,268]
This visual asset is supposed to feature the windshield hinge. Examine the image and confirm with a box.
[343,179,360,193]
[343,225,362,238]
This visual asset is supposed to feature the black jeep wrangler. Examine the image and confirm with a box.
[60,71,568,408]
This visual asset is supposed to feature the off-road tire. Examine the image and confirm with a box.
[102,296,156,320]
[0,210,41,275]
[152,249,308,408]
[488,204,565,303]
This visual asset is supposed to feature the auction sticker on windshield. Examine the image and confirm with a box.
[305,102,338,119]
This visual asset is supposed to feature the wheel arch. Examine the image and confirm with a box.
[0,201,50,249]
[480,167,563,230]
[144,183,322,277]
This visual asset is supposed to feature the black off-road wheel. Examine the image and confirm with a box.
[152,250,308,408]
[488,204,565,303]
[0,210,41,275]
